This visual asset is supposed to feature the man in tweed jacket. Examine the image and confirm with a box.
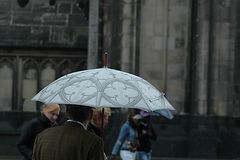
[32,104,105,160]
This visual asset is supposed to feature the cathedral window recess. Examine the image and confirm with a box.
[17,0,56,8]
[17,0,89,20]
[17,0,29,8]
[0,59,13,111]
[0,52,87,112]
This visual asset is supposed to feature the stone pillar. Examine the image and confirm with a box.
[209,0,236,116]
[188,0,239,158]
[233,0,240,116]
[120,0,138,74]
[102,0,122,70]
[139,0,190,113]
[190,0,237,116]
[191,0,211,115]
[88,0,99,69]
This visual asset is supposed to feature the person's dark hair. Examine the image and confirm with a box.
[66,104,92,122]
[127,109,139,129]
[127,109,135,120]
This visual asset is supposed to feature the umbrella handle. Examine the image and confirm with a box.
[101,108,105,134]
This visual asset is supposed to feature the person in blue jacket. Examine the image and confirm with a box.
[110,110,142,160]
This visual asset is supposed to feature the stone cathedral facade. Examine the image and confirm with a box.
[103,0,240,158]
[0,0,239,159]
[103,0,240,117]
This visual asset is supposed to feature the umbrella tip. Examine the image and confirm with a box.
[103,52,109,67]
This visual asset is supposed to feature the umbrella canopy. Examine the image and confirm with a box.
[32,67,175,119]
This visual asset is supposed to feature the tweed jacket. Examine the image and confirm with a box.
[32,121,105,160]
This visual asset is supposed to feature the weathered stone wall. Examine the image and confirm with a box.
[102,0,240,158]
[234,0,240,116]
[103,0,240,116]
[189,0,237,116]
[138,0,190,114]
[211,0,238,116]
[0,0,88,48]
[103,0,191,113]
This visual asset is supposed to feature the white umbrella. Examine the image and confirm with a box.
[32,67,175,119]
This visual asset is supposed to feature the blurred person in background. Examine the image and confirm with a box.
[87,108,111,138]
[87,108,111,157]
[17,103,60,160]
[110,110,141,160]
[136,111,157,160]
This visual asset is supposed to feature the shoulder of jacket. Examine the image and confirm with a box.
[24,117,39,127]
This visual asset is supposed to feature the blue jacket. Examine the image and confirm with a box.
[111,121,138,155]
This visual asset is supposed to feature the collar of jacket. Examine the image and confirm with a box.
[66,119,87,130]
[87,122,102,137]
[39,114,53,127]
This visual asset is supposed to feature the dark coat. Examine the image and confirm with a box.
[32,121,105,160]
[137,120,157,152]
[87,122,103,138]
[87,122,111,154]
[17,114,53,160]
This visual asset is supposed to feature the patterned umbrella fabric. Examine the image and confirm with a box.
[32,67,175,119]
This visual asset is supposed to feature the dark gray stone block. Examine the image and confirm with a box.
[0,0,12,12]
[12,13,33,25]
[68,14,88,27]
[58,3,71,13]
